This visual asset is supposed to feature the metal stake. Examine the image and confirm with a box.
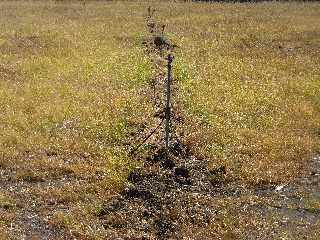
[165,54,174,150]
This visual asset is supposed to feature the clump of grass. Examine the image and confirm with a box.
[50,203,107,239]
[0,192,15,210]
[0,227,9,240]
[302,193,320,213]
[15,169,45,182]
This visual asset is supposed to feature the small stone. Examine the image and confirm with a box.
[174,167,189,178]
[123,187,154,201]
[127,168,144,183]
[161,158,175,169]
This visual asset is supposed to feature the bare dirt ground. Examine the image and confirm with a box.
[1,153,319,239]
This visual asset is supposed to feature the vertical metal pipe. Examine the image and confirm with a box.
[165,54,174,150]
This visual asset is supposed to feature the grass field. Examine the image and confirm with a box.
[0,1,319,239]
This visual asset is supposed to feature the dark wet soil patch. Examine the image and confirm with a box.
[97,150,320,239]
[98,144,226,239]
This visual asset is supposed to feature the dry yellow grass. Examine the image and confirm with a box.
[0,0,153,181]
[169,1,320,184]
[0,1,319,239]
